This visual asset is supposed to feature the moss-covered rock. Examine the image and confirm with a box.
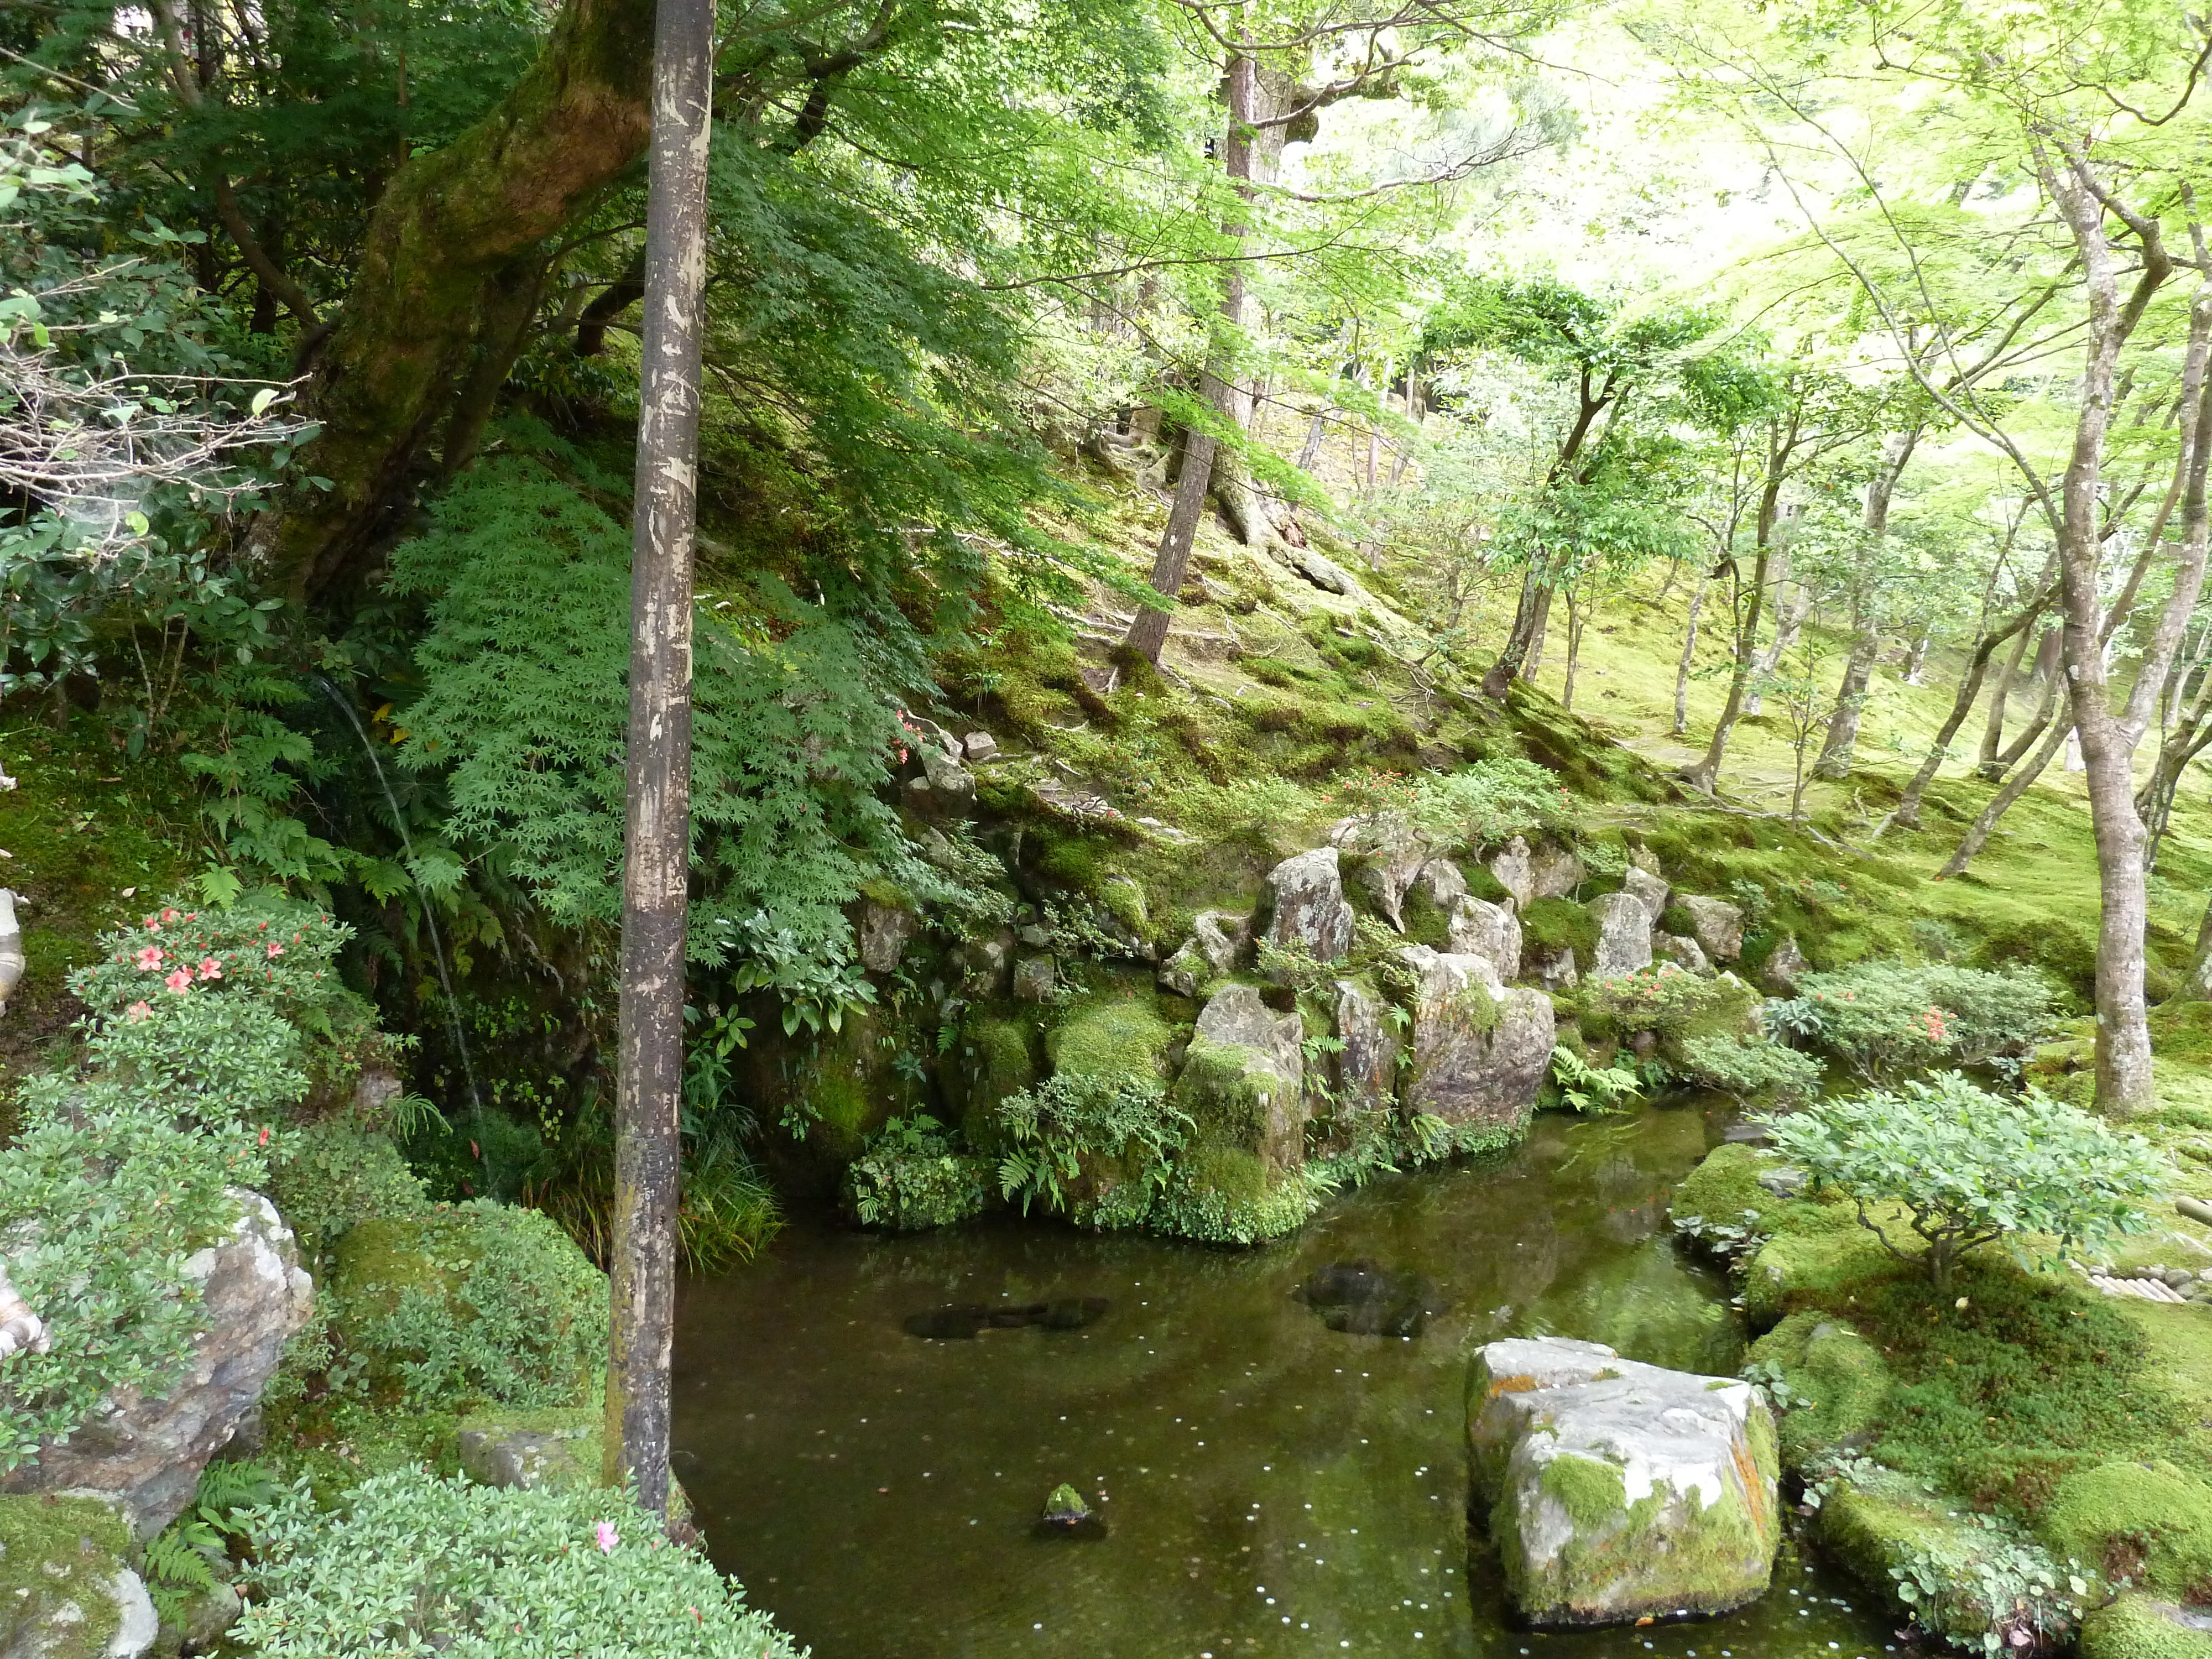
[1468,1336,1779,1626]
[1047,995,1174,1086]
[945,1011,1040,1152]
[0,1494,152,1659]
[2080,1595,2212,1659]
[1745,1313,1891,1464]
[2042,1462,2212,1597]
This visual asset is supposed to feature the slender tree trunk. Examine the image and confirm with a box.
[1986,642,2064,779]
[1683,425,1794,793]
[1884,585,2052,833]
[606,0,713,1521]
[1673,571,1710,737]
[1937,719,2072,879]
[1976,622,2035,775]
[1901,622,1934,684]
[1125,52,1254,662]
[1817,428,1919,779]
[2177,896,2212,1002]
[1559,587,1584,710]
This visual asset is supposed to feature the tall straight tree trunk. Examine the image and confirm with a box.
[1975,622,2036,774]
[606,0,713,1521]
[1816,427,1919,779]
[1683,414,1797,792]
[1125,52,1255,663]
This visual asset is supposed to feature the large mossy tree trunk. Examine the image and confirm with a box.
[253,0,658,607]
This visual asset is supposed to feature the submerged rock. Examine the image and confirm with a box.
[1295,1259,1444,1338]
[1468,1335,1780,1627]
[1261,847,1356,966]
[1675,895,1745,963]
[902,1297,1110,1340]
[1399,947,1553,1136]
[1587,892,1653,978]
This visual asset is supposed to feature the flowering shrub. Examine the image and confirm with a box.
[1756,1073,2168,1290]
[1768,961,2054,1080]
[71,893,352,1029]
[236,1467,802,1657]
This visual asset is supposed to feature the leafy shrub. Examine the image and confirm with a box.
[0,1083,262,1471]
[845,1115,996,1230]
[1769,961,2054,1080]
[995,1073,1191,1215]
[1410,758,1578,851]
[1548,1044,1642,1113]
[270,1122,427,1259]
[1578,962,1755,1042]
[236,1467,802,1657]
[1677,1032,1823,1104]
[71,893,353,1028]
[1756,1074,2169,1290]
[333,1202,609,1412]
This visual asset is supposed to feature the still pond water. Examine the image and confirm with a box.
[672,1102,1900,1659]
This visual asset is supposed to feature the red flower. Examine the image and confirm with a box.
[163,968,192,993]
[135,946,164,971]
[196,957,223,981]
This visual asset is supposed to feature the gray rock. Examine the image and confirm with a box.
[1413,858,1469,910]
[1400,947,1554,1134]
[1527,944,1579,990]
[1331,979,1397,1117]
[1176,985,1308,1171]
[0,887,21,1014]
[1761,935,1809,994]
[1157,940,1206,998]
[1468,1336,1780,1626]
[1653,932,1712,975]
[1755,1165,1808,1199]
[858,898,917,974]
[458,1418,597,1492]
[1447,896,1523,979]
[1334,814,1428,929]
[962,731,999,763]
[179,1578,242,1652]
[906,743,976,816]
[1261,847,1355,966]
[1527,843,1585,901]
[1488,836,1536,910]
[1292,549,1355,594]
[1621,865,1671,921]
[3,1191,311,1540]
[1587,893,1653,979]
[1192,910,1253,975]
[1675,895,1745,962]
[962,931,1015,998]
[1013,954,1057,1002]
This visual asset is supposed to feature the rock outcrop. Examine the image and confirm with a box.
[1399,948,1553,1135]
[1334,814,1428,929]
[0,1495,157,1659]
[1587,892,1654,978]
[1331,979,1397,1117]
[1654,932,1712,974]
[1469,1335,1780,1627]
[1528,844,1584,901]
[1760,935,1808,994]
[3,1191,312,1540]
[1488,837,1536,910]
[1174,984,1307,1171]
[1447,896,1522,978]
[1261,847,1355,965]
[1674,895,1744,963]
[1621,865,1671,920]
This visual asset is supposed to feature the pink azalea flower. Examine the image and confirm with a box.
[161,907,180,924]
[135,946,164,971]
[267,941,284,958]
[163,968,192,994]
[196,958,223,981]
[596,1521,619,1554]
[125,1001,153,1023]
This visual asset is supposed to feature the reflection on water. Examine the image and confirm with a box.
[672,1100,1897,1659]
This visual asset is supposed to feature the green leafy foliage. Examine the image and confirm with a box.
[1676,1032,1824,1104]
[1756,1074,2169,1289]
[236,1467,802,1657]
[270,1121,428,1259]
[995,1072,1192,1215]
[1547,1042,1642,1113]
[1576,961,1755,1041]
[334,1202,609,1413]
[388,455,924,1013]
[845,1114,997,1230]
[1769,962,2055,1080]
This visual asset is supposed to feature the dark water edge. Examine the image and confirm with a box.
[672,1101,1902,1659]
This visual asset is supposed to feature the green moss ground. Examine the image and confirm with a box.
[0,1494,135,1659]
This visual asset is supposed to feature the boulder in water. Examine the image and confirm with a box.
[1468,1335,1780,1627]
[1295,1259,1444,1338]
[903,1298,1108,1340]
[1036,1483,1107,1539]
[1399,947,1553,1137]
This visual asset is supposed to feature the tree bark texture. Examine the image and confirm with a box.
[607,0,714,1521]
[1815,427,1918,779]
[1682,418,1795,792]
[1672,571,1709,736]
[255,0,658,605]
[1125,51,1255,663]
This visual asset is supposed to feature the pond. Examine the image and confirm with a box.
[672,1100,1900,1659]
